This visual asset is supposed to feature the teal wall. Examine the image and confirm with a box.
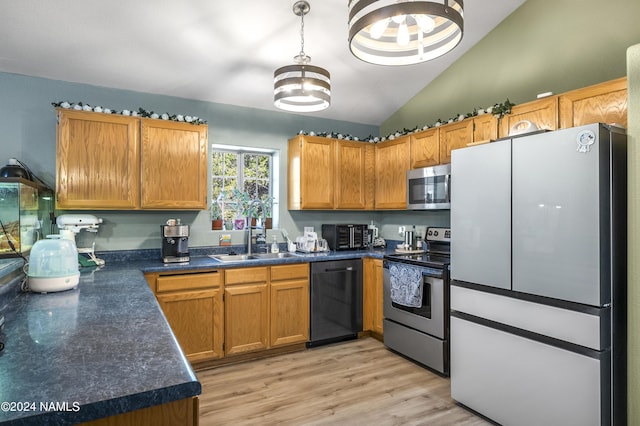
[382,0,640,135]
[0,72,379,250]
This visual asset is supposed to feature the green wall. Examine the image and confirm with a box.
[382,0,640,135]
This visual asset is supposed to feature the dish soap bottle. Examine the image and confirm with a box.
[271,236,279,253]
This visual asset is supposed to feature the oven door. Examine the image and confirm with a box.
[383,262,446,339]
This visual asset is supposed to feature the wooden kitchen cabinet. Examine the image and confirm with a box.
[270,264,310,347]
[498,96,558,138]
[224,267,270,356]
[472,113,499,143]
[140,118,208,209]
[439,119,474,164]
[363,258,384,338]
[288,135,335,210]
[147,270,224,363]
[335,140,374,209]
[374,136,411,209]
[56,109,208,210]
[410,128,440,168]
[559,77,627,129]
[56,109,140,209]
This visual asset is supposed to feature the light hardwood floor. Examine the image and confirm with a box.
[197,337,491,425]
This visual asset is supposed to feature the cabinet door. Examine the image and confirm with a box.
[472,114,498,143]
[335,140,368,209]
[224,283,269,356]
[374,137,410,209]
[270,279,310,347]
[439,120,474,164]
[559,77,627,128]
[499,96,558,138]
[140,119,208,209]
[157,287,224,362]
[56,109,139,209]
[410,128,439,168]
[363,258,383,336]
[288,136,334,210]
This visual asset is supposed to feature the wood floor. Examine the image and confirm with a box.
[197,337,491,425]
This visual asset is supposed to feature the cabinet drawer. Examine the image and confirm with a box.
[156,271,221,293]
[225,267,268,285]
[270,263,309,281]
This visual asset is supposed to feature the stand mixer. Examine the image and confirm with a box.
[56,214,105,266]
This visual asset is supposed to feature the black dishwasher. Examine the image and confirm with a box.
[308,259,363,347]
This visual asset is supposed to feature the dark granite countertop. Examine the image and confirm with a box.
[0,246,392,425]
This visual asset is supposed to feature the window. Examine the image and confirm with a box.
[211,145,277,227]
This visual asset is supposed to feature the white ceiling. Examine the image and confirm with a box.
[0,0,525,126]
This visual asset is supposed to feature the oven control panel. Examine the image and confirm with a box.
[425,227,450,242]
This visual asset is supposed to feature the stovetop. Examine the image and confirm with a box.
[384,251,450,269]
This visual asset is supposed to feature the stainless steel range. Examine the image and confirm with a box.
[383,227,450,375]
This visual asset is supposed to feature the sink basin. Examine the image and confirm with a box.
[208,252,299,262]
[250,252,299,260]
[208,254,253,262]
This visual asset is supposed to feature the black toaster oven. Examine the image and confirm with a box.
[321,224,370,251]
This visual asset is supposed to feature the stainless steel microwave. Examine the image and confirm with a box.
[406,164,451,210]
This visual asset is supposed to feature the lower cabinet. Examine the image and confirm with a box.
[224,263,310,357]
[146,271,224,364]
[363,258,384,337]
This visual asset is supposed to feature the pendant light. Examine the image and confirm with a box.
[274,1,331,112]
[348,0,464,66]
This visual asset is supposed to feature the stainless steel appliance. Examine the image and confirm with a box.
[308,259,363,347]
[406,163,451,210]
[450,123,626,425]
[161,220,189,263]
[383,227,451,375]
[321,224,370,251]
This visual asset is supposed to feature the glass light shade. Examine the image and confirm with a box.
[274,64,331,112]
[348,0,464,66]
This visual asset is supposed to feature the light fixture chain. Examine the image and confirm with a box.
[299,8,305,57]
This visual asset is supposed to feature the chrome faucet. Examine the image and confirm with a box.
[246,198,265,256]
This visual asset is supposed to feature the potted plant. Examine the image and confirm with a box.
[231,188,250,230]
[210,201,223,230]
[261,195,275,229]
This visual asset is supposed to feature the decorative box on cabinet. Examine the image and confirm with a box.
[559,77,627,129]
[56,109,208,210]
[498,96,558,138]
[374,136,410,209]
[146,270,224,363]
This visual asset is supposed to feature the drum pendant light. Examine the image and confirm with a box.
[348,0,464,66]
[274,1,331,112]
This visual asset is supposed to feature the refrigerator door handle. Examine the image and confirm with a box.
[445,174,451,203]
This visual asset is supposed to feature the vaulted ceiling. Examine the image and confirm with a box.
[0,0,526,125]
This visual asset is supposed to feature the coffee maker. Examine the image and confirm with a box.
[161,219,189,263]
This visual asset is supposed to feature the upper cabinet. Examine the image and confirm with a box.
[335,140,374,210]
[140,119,208,209]
[56,110,140,210]
[374,136,410,209]
[288,136,335,210]
[439,119,474,164]
[410,128,439,168]
[288,135,374,210]
[56,109,208,210]
[559,77,627,129]
[498,96,558,138]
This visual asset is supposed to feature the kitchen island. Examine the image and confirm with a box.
[0,247,388,424]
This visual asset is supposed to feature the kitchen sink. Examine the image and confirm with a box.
[208,252,299,262]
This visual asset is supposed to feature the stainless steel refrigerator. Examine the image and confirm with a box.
[450,123,627,426]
